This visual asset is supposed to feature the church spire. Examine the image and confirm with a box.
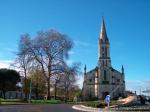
[84,64,86,75]
[122,65,124,74]
[98,17,111,68]
[100,16,109,42]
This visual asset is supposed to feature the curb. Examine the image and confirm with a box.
[72,105,105,112]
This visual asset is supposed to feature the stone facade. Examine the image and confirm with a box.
[82,17,125,100]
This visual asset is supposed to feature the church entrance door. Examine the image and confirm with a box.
[102,92,109,99]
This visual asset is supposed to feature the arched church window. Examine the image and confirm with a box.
[105,47,107,57]
[112,76,114,83]
[102,53,104,57]
[89,88,92,98]
[102,47,104,52]
[89,79,92,82]
[102,61,104,66]
[104,70,107,80]
[102,47,104,57]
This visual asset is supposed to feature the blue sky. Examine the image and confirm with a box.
[0,0,150,94]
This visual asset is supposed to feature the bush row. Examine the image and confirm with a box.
[83,101,106,108]
[31,99,61,104]
[83,100,120,108]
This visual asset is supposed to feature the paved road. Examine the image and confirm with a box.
[0,104,82,112]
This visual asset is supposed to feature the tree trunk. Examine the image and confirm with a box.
[47,77,51,100]
[64,82,68,103]
[24,70,27,100]
[3,82,6,99]
[47,66,51,100]
[67,88,69,102]
[64,88,67,103]
[54,83,57,100]
[0,91,2,98]
[3,90,6,99]
[35,84,39,99]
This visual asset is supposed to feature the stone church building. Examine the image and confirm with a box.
[82,17,125,100]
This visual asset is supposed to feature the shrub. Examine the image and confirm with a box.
[31,99,61,104]
[83,100,120,108]
[96,102,107,108]
[83,101,107,108]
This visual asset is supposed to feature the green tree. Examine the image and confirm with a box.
[0,68,20,99]
[28,69,47,99]
[70,86,82,101]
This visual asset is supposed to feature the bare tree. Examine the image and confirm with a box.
[18,30,73,100]
[62,63,81,103]
[51,73,62,100]
[11,34,32,99]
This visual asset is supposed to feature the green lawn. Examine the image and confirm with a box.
[0,98,61,105]
[0,98,27,105]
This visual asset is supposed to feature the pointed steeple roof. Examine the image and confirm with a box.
[122,65,124,74]
[100,16,109,43]
[84,64,86,75]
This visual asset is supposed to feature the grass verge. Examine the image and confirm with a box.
[0,98,61,105]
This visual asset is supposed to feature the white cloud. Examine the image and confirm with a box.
[76,74,84,89]
[126,79,150,95]
[0,62,9,68]
[66,59,74,65]
[74,40,97,48]
[0,60,13,68]
[4,48,17,53]
[68,50,75,55]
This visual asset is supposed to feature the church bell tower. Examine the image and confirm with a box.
[98,17,111,68]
